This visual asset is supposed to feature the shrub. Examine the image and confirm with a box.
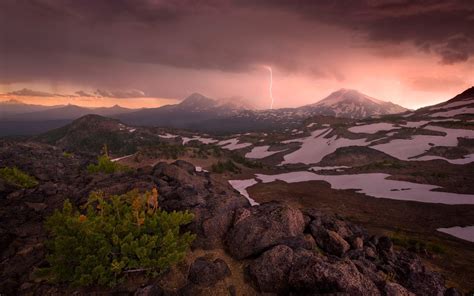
[0,167,38,188]
[62,151,74,158]
[87,155,131,174]
[230,153,263,169]
[391,233,445,254]
[41,189,195,287]
[211,160,241,174]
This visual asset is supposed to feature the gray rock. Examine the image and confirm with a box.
[311,223,350,257]
[248,245,294,293]
[188,257,231,287]
[226,202,305,259]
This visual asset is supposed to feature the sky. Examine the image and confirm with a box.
[0,0,473,109]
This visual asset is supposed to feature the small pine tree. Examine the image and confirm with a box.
[41,189,195,287]
[87,155,131,174]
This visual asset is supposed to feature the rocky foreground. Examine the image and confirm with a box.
[0,141,462,295]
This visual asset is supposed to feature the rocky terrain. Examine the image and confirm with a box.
[0,141,463,295]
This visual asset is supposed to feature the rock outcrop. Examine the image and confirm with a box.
[0,141,457,295]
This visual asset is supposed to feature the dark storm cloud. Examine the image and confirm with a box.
[245,0,474,64]
[0,0,472,90]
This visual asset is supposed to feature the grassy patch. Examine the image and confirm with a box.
[391,233,446,255]
[0,167,38,188]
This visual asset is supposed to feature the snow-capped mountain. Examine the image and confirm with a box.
[300,89,408,119]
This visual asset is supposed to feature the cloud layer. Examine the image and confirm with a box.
[0,0,473,108]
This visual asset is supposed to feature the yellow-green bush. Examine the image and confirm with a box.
[0,167,38,188]
[41,189,195,287]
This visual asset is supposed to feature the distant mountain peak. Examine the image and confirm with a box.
[317,89,385,106]
[301,88,407,119]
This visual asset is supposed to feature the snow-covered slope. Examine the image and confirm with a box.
[300,89,408,119]
[410,87,474,118]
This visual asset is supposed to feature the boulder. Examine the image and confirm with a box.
[226,202,305,259]
[384,282,416,296]
[288,249,380,295]
[248,245,294,293]
[310,223,350,257]
[188,257,231,287]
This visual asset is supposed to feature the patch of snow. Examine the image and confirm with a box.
[195,166,208,173]
[228,179,259,206]
[245,145,286,159]
[182,136,217,145]
[371,125,474,162]
[307,123,317,128]
[218,138,252,150]
[255,172,474,205]
[430,107,474,117]
[159,133,178,139]
[437,226,474,242]
[348,123,400,134]
[128,128,136,133]
[281,129,370,165]
[111,154,134,162]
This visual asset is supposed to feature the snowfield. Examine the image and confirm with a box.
[182,136,217,145]
[348,122,400,134]
[371,125,474,163]
[228,179,259,206]
[281,129,370,165]
[430,107,474,117]
[218,138,252,150]
[245,145,286,159]
[430,99,474,111]
[437,226,474,243]
[254,171,474,205]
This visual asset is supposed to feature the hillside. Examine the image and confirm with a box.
[36,115,161,155]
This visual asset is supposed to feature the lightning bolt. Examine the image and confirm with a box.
[263,66,274,109]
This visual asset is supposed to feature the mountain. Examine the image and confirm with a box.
[0,104,135,136]
[37,114,161,155]
[0,99,60,118]
[410,86,474,118]
[118,93,244,128]
[3,104,133,121]
[300,89,408,119]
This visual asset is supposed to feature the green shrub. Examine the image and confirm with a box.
[211,160,241,174]
[62,151,74,158]
[87,155,131,174]
[41,189,195,287]
[0,167,38,188]
[391,233,445,254]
